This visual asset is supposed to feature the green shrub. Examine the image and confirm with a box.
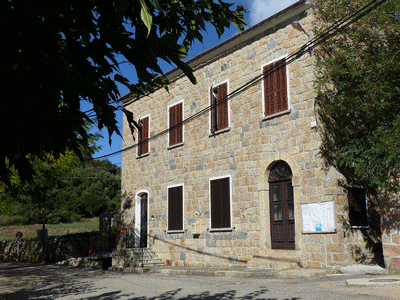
[81,193,106,217]
[0,214,29,226]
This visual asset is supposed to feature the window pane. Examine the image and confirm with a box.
[288,203,294,219]
[287,183,293,200]
[348,187,368,227]
[272,185,280,201]
[273,204,282,220]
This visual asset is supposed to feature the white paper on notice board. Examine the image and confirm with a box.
[302,201,335,233]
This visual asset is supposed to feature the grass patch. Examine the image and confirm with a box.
[0,218,99,241]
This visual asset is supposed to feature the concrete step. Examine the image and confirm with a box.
[108,266,152,273]
[137,258,164,267]
[248,255,301,269]
[111,248,164,270]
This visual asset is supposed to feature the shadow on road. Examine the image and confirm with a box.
[0,262,117,300]
[75,288,298,300]
[0,262,300,300]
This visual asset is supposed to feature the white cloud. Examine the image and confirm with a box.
[248,0,299,26]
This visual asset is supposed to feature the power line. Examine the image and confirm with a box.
[93,0,387,161]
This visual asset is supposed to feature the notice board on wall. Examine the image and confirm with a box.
[302,201,335,233]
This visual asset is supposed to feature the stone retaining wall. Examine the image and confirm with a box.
[0,233,100,263]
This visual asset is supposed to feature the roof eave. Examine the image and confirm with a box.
[120,0,309,104]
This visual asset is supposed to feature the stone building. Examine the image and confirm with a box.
[120,0,398,269]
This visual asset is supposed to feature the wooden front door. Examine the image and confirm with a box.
[140,194,148,248]
[269,161,295,250]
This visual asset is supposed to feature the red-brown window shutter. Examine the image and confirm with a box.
[264,58,288,116]
[210,177,231,229]
[168,186,183,231]
[210,82,229,132]
[169,103,183,146]
[218,82,228,130]
[138,116,149,155]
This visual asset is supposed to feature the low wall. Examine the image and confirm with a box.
[0,232,102,263]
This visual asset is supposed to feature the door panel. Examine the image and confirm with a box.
[270,180,295,250]
[140,194,148,248]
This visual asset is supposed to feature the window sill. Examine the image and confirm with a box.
[262,109,291,121]
[166,229,186,234]
[167,142,184,150]
[207,227,235,233]
[136,152,150,159]
[209,127,231,137]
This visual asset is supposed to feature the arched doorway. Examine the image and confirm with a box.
[269,161,295,250]
[135,191,148,248]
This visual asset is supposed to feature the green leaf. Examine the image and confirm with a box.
[122,108,137,137]
[114,74,129,84]
[149,0,162,11]
[140,0,152,36]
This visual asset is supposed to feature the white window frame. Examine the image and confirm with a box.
[261,55,291,120]
[208,175,233,232]
[167,100,185,149]
[208,79,231,135]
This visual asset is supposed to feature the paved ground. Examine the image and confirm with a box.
[1,262,400,299]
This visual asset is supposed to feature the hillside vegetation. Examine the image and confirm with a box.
[0,158,120,226]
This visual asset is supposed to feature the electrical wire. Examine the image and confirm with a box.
[93,0,388,161]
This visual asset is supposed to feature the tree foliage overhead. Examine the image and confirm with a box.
[1,0,247,183]
[313,0,400,192]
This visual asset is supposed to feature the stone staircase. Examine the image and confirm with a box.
[110,248,164,272]
[247,255,302,269]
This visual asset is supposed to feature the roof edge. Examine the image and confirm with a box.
[120,0,309,104]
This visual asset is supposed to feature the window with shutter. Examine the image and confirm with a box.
[138,116,149,156]
[348,186,368,227]
[169,101,183,146]
[263,58,288,117]
[168,185,184,231]
[210,81,229,133]
[210,176,231,229]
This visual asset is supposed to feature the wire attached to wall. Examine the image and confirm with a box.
[93,0,387,161]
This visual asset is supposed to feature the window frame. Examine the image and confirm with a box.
[167,100,184,149]
[347,185,369,228]
[137,115,150,158]
[261,56,291,120]
[209,79,230,135]
[167,183,185,233]
[209,175,233,232]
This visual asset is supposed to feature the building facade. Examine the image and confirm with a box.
[121,0,392,269]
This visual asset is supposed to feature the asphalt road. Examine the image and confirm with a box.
[1,262,399,300]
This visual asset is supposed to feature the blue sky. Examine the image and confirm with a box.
[90,0,298,166]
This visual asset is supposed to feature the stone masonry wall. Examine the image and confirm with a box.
[0,233,99,263]
[121,5,378,269]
